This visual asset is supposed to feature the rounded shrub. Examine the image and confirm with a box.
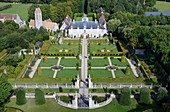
[156,87,167,102]
[119,87,131,105]
[35,88,46,105]
[125,67,131,75]
[16,88,26,105]
[121,56,126,62]
[139,87,150,104]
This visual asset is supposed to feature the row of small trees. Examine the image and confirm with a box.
[16,88,45,105]
[119,87,168,106]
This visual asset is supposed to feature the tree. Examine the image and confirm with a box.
[139,87,150,104]
[108,18,121,33]
[157,87,168,102]
[35,88,46,105]
[125,67,130,75]
[119,87,131,105]
[16,88,27,105]
[0,75,12,109]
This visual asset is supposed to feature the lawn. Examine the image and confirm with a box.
[89,38,107,44]
[88,58,109,67]
[114,69,136,78]
[90,44,118,53]
[155,1,170,12]
[49,44,79,54]
[39,58,58,67]
[57,69,80,78]
[75,17,93,21]
[33,69,54,78]
[0,2,32,20]
[60,58,81,67]
[88,69,112,78]
[6,98,162,112]
[111,58,129,67]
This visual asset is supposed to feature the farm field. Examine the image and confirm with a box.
[155,1,170,11]
[0,2,32,20]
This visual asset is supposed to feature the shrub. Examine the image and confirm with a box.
[60,96,73,103]
[16,88,26,105]
[119,87,131,105]
[125,67,131,75]
[156,87,168,102]
[93,96,107,103]
[35,88,46,105]
[38,67,42,76]
[44,56,48,63]
[121,56,126,62]
[59,87,63,92]
[139,87,150,104]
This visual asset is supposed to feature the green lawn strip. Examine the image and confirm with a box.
[111,58,129,67]
[114,69,136,78]
[6,98,161,112]
[33,69,54,78]
[89,69,112,78]
[9,79,73,85]
[25,88,79,93]
[0,2,32,20]
[89,58,109,67]
[155,1,170,12]
[39,58,58,67]
[60,58,81,67]
[57,69,80,78]
[49,44,79,53]
[90,44,118,53]
[89,39,107,44]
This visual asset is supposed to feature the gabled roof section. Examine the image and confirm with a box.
[0,14,18,20]
[97,7,105,14]
[63,15,72,26]
[99,15,106,25]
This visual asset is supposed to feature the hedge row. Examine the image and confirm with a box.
[39,52,75,56]
[10,78,75,81]
[91,52,125,56]
[0,4,12,11]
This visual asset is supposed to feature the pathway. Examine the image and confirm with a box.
[126,58,139,77]
[80,37,89,96]
[53,57,61,78]
[29,57,42,78]
[107,57,116,78]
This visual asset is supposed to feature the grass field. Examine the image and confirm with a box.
[155,1,170,11]
[90,44,118,53]
[88,58,109,67]
[111,58,129,67]
[6,98,161,112]
[0,2,32,20]
[39,58,58,67]
[114,69,136,78]
[57,69,80,78]
[33,69,54,78]
[60,58,81,67]
[88,69,112,78]
[49,44,79,54]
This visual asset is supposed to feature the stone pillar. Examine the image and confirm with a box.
[89,93,94,109]
[73,91,78,109]
[75,75,80,88]
[88,74,93,88]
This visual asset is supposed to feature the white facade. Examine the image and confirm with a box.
[61,15,107,38]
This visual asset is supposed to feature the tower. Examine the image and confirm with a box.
[35,8,43,29]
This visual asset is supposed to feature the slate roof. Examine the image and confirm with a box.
[99,15,106,25]
[97,7,105,13]
[63,15,72,25]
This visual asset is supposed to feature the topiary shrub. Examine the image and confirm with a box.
[119,87,131,106]
[44,56,48,63]
[16,88,26,105]
[125,67,131,75]
[156,87,167,102]
[35,88,46,105]
[38,67,42,76]
[121,56,126,62]
[139,87,150,105]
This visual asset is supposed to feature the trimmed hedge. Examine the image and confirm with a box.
[119,87,131,106]
[16,88,26,105]
[92,96,107,103]
[139,87,150,104]
[35,88,46,105]
[60,96,74,103]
